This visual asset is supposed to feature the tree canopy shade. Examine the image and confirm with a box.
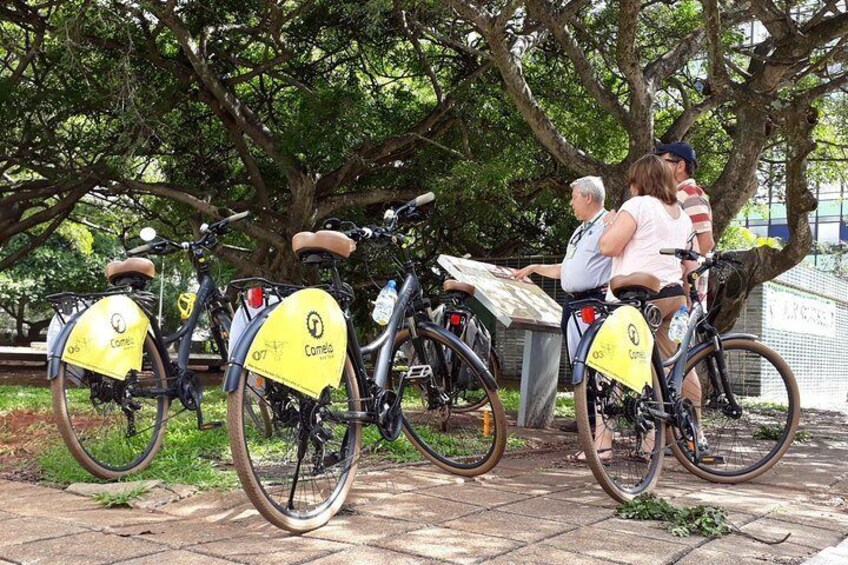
[2,1,848,331]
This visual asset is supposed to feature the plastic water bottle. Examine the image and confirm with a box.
[668,305,689,344]
[372,280,398,326]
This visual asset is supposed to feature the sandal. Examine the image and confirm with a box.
[565,448,613,465]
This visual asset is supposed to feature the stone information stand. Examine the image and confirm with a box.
[437,255,563,428]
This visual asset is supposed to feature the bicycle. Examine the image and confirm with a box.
[46,211,248,479]
[571,249,800,502]
[223,193,507,532]
[419,270,504,412]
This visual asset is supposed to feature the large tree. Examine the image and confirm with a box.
[442,0,848,327]
[2,1,847,330]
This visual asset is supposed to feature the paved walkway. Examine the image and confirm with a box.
[2,410,847,564]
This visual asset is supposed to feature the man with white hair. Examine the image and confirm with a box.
[512,176,613,432]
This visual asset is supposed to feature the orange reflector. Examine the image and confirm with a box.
[247,286,264,309]
[580,306,596,324]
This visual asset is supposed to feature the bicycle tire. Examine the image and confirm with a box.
[393,325,507,476]
[227,359,362,533]
[575,366,665,502]
[51,334,170,480]
[670,338,800,483]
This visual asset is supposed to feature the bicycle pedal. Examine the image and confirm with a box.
[198,421,224,431]
[403,365,434,382]
[700,455,725,465]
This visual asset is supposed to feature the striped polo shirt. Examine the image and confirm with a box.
[676,179,712,235]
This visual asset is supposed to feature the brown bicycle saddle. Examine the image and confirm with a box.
[104,258,156,284]
[291,230,356,259]
[443,280,475,296]
[609,272,661,299]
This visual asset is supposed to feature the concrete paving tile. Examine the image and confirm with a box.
[543,486,620,508]
[487,543,615,565]
[0,516,88,548]
[0,530,165,565]
[476,475,567,497]
[191,534,349,564]
[9,492,105,517]
[418,483,529,508]
[375,526,521,564]
[307,546,433,565]
[767,503,848,532]
[542,526,690,565]
[357,491,481,524]
[104,522,254,549]
[120,549,239,564]
[698,535,817,562]
[304,512,421,545]
[442,508,577,543]
[669,486,801,514]
[155,490,252,520]
[740,516,846,550]
[673,547,771,565]
[52,507,179,529]
[593,517,702,547]
[496,497,614,525]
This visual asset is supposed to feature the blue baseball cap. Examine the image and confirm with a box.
[655,142,698,170]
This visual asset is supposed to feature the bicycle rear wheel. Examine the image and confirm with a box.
[670,339,800,483]
[51,334,170,479]
[392,326,507,476]
[575,366,665,502]
[227,359,361,533]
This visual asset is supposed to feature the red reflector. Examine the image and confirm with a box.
[247,286,264,309]
[449,313,464,327]
[580,306,596,324]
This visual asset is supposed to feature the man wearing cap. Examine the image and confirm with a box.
[656,141,715,299]
[511,176,612,433]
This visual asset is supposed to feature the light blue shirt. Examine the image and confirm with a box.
[560,209,612,293]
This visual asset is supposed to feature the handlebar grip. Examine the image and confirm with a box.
[659,248,678,256]
[408,192,435,208]
[127,242,155,256]
[227,211,249,223]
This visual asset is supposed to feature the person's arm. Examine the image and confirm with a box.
[511,263,562,280]
[696,231,715,254]
[599,210,637,256]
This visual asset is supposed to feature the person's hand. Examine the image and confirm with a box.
[603,209,617,227]
[511,264,536,280]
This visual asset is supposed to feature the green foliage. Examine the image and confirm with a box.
[0,226,120,341]
[91,484,150,508]
[617,494,733,538]
[718,224,782,252]
[753,424,811,443]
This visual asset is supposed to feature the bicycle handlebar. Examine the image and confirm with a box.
[127,211,251,257]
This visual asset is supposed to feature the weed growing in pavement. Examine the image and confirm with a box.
[91,484,149,508]
[616,494,732,538]
[753,424,811,443]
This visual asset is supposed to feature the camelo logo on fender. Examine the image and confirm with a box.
[306,311,324,339]
[627,323,639,346]
[111,313,127,334]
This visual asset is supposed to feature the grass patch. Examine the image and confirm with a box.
[617,494,732,538]
[91,484,149,508]
[0,385,53,413]
[753,424,811,443]
[499,389,575,419]
[38,389,238,490]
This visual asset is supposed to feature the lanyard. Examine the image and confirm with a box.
[569,209,605,247]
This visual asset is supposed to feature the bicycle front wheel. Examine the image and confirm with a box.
[51,334,170,479]
[575,366,665,502]
[392,326,507,476]
[670,338,800,483]
[227,359,362,533]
